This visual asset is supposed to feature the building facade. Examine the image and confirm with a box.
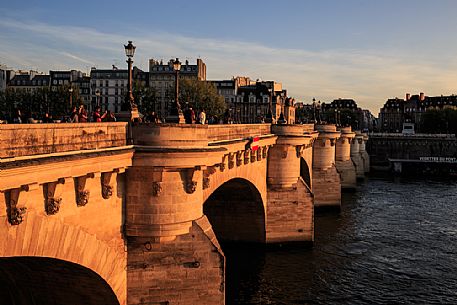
[90,67,128,113]
[7,70,50,93]
[73,76,91,108]
[323,98,375,131]
[212,77,295,124]
[50,70,85,91]
[378,92,457,132]
[0,64,7,92]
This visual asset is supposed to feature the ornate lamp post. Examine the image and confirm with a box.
[95,89,101,108]
[69,87,73,111]
[167,58,185,123]
[264,88,273,123]
[119,40,139,121]
[334,108,341,126]
[312,98,317,123]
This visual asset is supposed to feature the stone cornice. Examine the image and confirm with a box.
[0,150,132,191]
[1,145,134,168]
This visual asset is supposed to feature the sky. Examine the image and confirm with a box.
[1,0,457,115]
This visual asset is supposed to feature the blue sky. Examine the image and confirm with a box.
[1,0,457,114]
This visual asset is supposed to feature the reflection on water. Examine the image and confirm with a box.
[226,176,457,305]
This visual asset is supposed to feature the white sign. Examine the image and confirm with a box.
[419,157,457,162]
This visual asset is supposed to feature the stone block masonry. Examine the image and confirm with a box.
[127,217,224,305]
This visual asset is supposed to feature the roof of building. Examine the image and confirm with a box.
[9,74,50,86]
[323,98,359,109]
[382,93,457,110]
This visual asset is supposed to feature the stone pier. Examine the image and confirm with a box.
[126,125,225,305]
[335,127,357,190]
[266,125,317,243]
[126,123,280,305]
[351,131,365,179]
[360,133,370,173]
[312,124,341,208]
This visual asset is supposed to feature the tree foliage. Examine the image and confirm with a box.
[179,78,226,118]
[132,80,158,115]
[0,85,79,121]
[421,109,457,134]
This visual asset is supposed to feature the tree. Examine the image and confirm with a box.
[421,109,457,134]
[0,85,78,121]
[132,80,158,115]
[179,78,226,118]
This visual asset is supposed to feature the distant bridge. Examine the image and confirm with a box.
[368,132,457,171]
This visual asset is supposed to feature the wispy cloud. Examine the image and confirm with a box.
[1,18,457,114]
[60,51,95,65]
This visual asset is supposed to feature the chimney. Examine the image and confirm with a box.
[420,92,425,101]
[406,93,410,101]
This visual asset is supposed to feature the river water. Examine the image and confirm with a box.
[225,175,457,305]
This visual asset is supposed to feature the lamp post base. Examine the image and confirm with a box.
[116,109,140,122]
[166,113,185,124]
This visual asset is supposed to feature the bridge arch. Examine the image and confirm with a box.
[203,178,266,243]
[0,212,126,304]
[0,256,119,305]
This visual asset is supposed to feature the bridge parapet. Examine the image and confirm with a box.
[132,123,273,148]
[0,123,128,159]
[207,124,272,141]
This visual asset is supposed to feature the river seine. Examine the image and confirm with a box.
[225,175,457,305]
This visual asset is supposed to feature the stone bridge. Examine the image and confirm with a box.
[0,123,369,305]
